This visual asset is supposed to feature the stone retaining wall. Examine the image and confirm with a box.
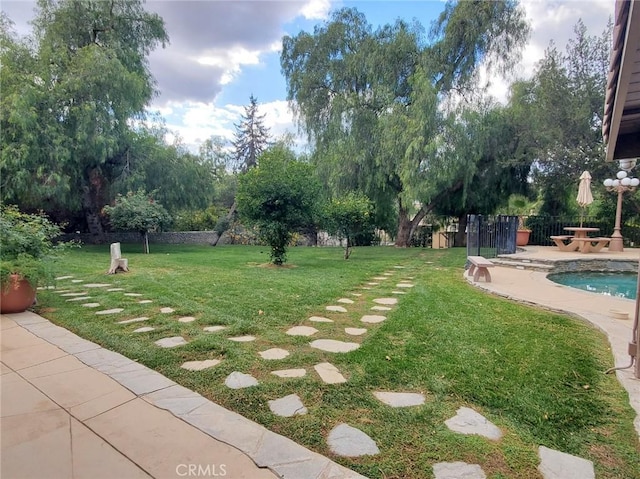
[62,231,222,245]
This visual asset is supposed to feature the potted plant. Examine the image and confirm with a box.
[0,205,73,313]
[517,215,531,246]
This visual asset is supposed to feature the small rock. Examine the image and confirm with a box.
[181,359,221,371]
[327,423,379,457]
[225,371,258,389]
[268,394,307,417]
[259,348,290,360]
[154,336,188,348]
[286,326,318,336]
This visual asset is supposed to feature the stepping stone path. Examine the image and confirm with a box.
[372,277,387,280]
[138,300,153,304]
[61,292,89,297]
[124,293,142,297]
[371,306,391,311]
[228,335,256,342]
[268,394,307,417]
[55,275,74,280]
[181,359,221,371]
[272,368,306,378]
[314,363,346,384]
[345,327,367,336]
[392,291,407,295]
[445,407,502,440]
[395,283,414,288]
[366,282,379,286]
[327,423,379,457]
[350,293,362,297]
[82,303,101,308]
[96,308,124,315]
[203,326,226,332]
[134,326,155,333]
[118,317,149,324]
[433,462,486,479]
[373,298,398,305]
[309,316,333,323]
[71,279,84,283]
[178,316,196,323]
[326,305,347,313]
[310,339,359,353]
[66,296,91,302]
[373,391,425,407]
[160,307,175,314]
[337,298,354,304]
[286,326,318,337]
[84,283,111,288]
[225,371,258,389]
[361,315,386,324]
[538,446,594,479]
[259,348,290,360]
[107,288,125,292]
[155,336,188,348]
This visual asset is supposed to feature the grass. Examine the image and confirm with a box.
[35,244,639,478]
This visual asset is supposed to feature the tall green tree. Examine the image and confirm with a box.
[231,95,271,173]
[281,3,529,246]
[236,145,321,265]
[0,0,168,239]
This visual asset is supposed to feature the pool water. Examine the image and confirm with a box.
[548,271,638,299]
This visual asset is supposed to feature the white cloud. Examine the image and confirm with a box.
[300,0,331,20]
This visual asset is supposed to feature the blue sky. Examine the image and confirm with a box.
[1,0,614,152]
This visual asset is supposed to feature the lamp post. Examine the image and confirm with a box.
[603,162,639,252]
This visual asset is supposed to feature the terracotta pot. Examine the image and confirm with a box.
[516,229,531,246]
[1,275,36,314]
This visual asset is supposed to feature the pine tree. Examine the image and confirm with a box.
[232,95,270,172]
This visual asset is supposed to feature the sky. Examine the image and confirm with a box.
[1,0,614,153]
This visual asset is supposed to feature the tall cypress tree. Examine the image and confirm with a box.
[231,95,270,172]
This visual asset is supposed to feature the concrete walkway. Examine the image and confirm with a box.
[467,246,640,439]
[1,311,365,479]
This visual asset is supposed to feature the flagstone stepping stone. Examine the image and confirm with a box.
[337,298,354,304]
[181,359,221,371]
[138,300,153,304]
[124,293,143,297]
[361,315,386,324]
[286,326,318,336]
[155,336,188,348]
[395,283,414,288]
[224,371,258,389]
[84,283,111,288]
[268,394,307,417]
[373,391,425,407]
[310,339,359,353]
[383,272,394,276]
[360,286,372,290]
[56,275,74,280]
[394,266,406,269]
[228,335,256,342]
[433,462,486,479]
[328,423,379,457]
[133,326,155,333]
[71,279,84,283]
[61,292,89,297]
[366,282,379,286]
[309,316,333,323]
[259,348,290,360]
[118,317,149,324]
[445,407,502,440]
[326,305,348,313]
[82,303,101,308]
[160,307,175,314]
[345,327,367,336]
[95,308,124,315]
[373,297,398,305]
[371,306,392,311]
[392,291,407,295]
[537,446,594,479]
[314,363,346,384]
[271,368,306,378]
[178,316,197,323]
[372,276,387,280]
[66,296,92,302]
[350,293,362,297]
[107,288,125,292]
[53,290,73,293]
[203,325,227,333]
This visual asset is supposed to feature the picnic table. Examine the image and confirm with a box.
[550,227,611,253]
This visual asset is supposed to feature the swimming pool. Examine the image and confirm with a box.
[547,271,638,299]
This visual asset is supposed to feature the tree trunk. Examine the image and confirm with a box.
[210,201,237,246]
[82,168,106,243]
[455,213,468,247]
[142,232,149,254]
[395,202,430,247]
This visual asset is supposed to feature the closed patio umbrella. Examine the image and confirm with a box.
[577,171,594,227]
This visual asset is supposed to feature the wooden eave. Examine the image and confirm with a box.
[603,0,640,161]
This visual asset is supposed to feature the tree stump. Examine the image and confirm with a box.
[107,242,129,274]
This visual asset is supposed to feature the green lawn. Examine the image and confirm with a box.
[35,245,640,478]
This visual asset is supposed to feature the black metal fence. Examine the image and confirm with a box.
[466,215,518,258]
[523,215,640,247]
